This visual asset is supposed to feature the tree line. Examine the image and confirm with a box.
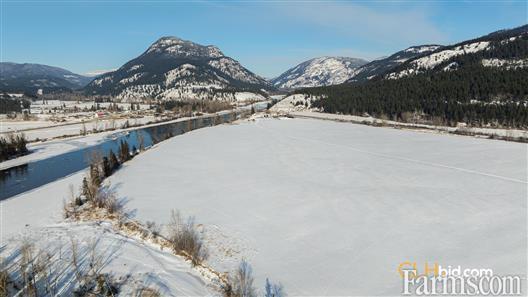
[298,34,528,128]
[299,66,528,128]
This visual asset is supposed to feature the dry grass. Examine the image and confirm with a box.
[134,286,161,297]
[0,263,9,297]
[167,210,208,266]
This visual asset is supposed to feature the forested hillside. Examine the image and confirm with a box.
[297,25,528,128]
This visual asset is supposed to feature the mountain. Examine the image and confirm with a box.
[84,36,273,101]
[0,62,92,94]
[294,24,528,128]
[384,25,528,79]
[271,57,368,89]
[346,45,442,82]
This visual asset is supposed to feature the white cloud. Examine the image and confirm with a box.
[84,69,116,77]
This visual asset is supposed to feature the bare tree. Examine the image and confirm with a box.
[227,260,256,297]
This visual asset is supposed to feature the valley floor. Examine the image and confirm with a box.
[106,117,527,295]
[2,116,526,295]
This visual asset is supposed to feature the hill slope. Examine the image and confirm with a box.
[271,57,368,89]
[346,45,441,82]
[84,37,273,101]
[0,62,91,94]
[294,24,528,128]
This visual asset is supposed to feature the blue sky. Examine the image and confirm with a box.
[1,0,526,78]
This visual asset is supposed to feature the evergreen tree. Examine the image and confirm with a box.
[119,140,130,162]
[102,156,111,177]
[109,149,119,171]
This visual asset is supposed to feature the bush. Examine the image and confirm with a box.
[225,260,257,297]
[97,185,121,214]
[0,133,28,161]
[145,221,160,238]
[167,210,208,266]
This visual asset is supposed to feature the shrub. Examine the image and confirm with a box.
[145,221,160,238]
[167,210,208,266]
[0,133,28,161]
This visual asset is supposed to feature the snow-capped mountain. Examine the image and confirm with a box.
[0,62,92,94]
[271,57,368,89]
[385,24,528,79]
[345,45,442,82]
[84,36,273,101]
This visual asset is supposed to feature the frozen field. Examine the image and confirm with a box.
[106,117,527,295]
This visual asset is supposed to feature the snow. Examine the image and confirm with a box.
[106,117,527,295]
[388,41,491,79]
[119,72,144,85]
[0,171,215,296]
[233,92,267,102]
[481,58,528,69]
[146,36,224,59]
[0,120,57,133]
[403,45,441,53]
[269,94,319,112]
[208,58,264,84]
[0,132,109,170]
[88,37,271,99]
[128,64,143,72]
[92,75,113,86]
[164,64,197,86]
[1,115,158,141]
[289,110,528,140]
[442,61,459,71]
[272,57,367,89]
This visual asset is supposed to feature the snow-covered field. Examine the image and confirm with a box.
[2,117,526,295]
[290,110,528,139]
[101,117,526,295]
[0,115,158,141]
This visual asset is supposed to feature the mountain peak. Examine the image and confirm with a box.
[271,56,368,89]
[146,36,224,58]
